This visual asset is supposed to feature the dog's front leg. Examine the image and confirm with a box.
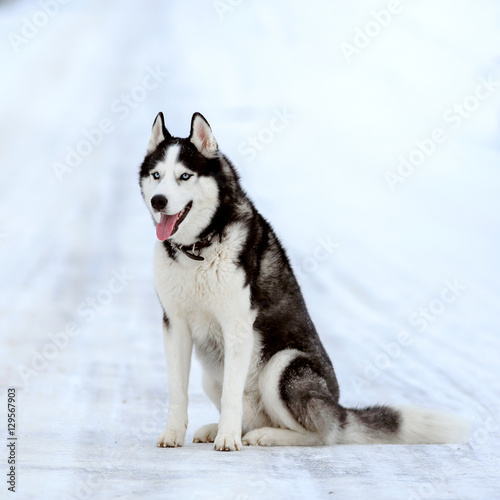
[157,317,192,448]
[214,321,254,451]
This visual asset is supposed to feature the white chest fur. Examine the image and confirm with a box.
[153,224,256,378]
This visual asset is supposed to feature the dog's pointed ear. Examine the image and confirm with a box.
[189,113,218,157]
[147,112,171,154]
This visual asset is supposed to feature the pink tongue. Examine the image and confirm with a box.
[156,213,178,241]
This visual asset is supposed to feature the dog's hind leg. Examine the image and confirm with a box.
[202,371,222,410]
[193,372,222,443]
[242,427,322,446]
[244,349,344,446]
[193,423,218,443]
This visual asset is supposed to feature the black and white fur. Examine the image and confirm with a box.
[139,112,469,451]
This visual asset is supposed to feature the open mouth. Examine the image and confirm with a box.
[156,201,193,241]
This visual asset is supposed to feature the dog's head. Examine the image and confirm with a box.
[139,112,222,245]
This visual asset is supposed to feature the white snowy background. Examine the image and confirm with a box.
[1,0,499,498]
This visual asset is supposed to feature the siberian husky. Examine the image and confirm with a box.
[139,112,468,451]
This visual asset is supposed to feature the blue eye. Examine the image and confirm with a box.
[152,172,160,180]
[180,173,192,181]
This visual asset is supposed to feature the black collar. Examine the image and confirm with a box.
[173,233,215,261]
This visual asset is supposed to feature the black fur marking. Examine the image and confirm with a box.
[237,212,338,381]
[349,405,401,434]
[163,312,170,329]
[194,154,248,244]
[162,240,178,260]
[280,355,343,435]
[139,139,169,180]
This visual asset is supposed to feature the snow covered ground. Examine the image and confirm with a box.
[1,0,499,498]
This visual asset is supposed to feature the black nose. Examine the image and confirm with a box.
[151,194,168,211]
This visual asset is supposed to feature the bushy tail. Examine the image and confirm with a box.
[338,405,470,445]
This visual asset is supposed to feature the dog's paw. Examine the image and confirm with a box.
[157,427,186,448]
[193,423,218,443]
[213,433,242,452]
[242,428,275,446]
